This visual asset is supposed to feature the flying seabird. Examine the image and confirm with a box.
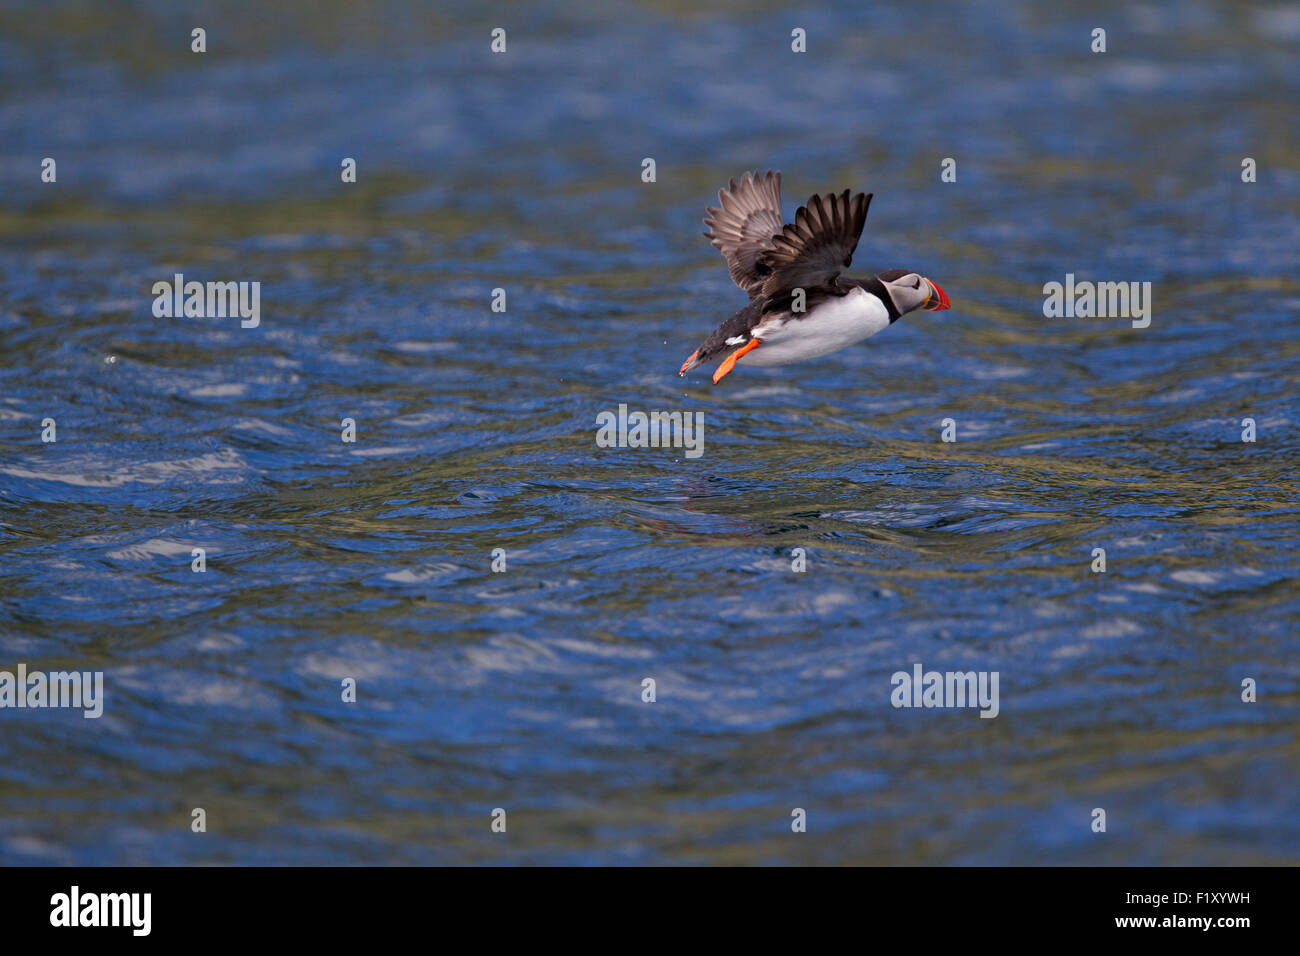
[679,170,950,383]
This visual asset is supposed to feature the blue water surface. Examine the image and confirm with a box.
[0,0,1298,864]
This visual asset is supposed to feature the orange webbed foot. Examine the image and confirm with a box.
[712,338,760,383]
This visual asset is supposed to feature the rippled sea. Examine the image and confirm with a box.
[1,0,1298,865]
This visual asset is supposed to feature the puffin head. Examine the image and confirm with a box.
[877,269,950,316]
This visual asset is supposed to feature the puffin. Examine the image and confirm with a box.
[679,170,950,383]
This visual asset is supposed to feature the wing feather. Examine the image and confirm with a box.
[702,170,784,297]
[758,190,871,312]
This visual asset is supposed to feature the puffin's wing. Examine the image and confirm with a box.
[759,190,872,308]
[702,170,785,297]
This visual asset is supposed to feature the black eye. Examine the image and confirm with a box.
[912,278,920,289]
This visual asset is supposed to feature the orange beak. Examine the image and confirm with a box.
[923,278,950,311]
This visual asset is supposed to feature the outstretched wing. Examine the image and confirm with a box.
[759,190,872,312]
[702,170,784,297]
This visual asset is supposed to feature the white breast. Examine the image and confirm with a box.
[742,287,892,366]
